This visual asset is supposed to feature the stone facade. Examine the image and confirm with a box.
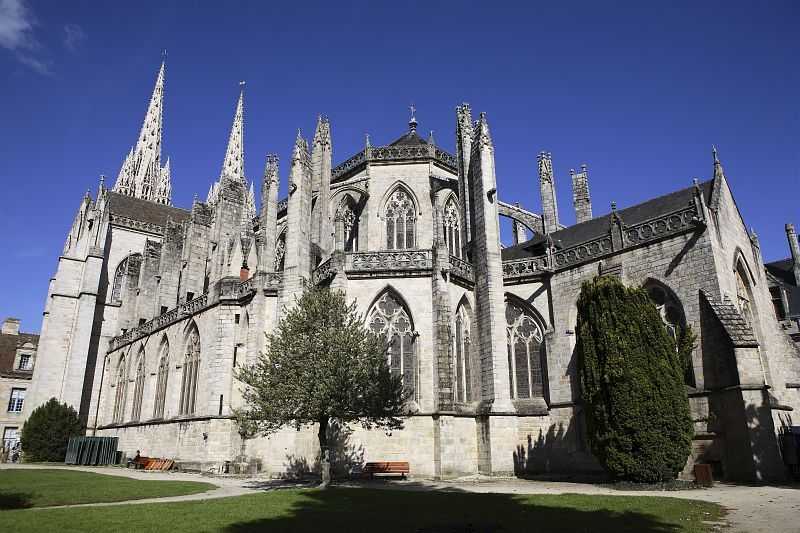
[24,63,800,481]
[0,318,39,455]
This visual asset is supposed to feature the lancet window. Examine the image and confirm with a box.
[335,197,359,252]
[112,356,128,423]
[505,298,545,400]
[179,327,201,416]
[453,303,474,403]
[385,188,416,250]
[443,198,461,258]
[153,339,169,419]
[368,291,416,400]
[274,233,286,272]
[645,282,684,341]
[130,349,146,421]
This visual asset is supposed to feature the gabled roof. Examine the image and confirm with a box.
[107,191,190,227]
[0,331,38,378]
[502,179,713,260]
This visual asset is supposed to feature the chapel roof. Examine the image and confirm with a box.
[107,191,191,228]
[502,179,714,260]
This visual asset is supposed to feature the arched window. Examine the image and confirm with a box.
[274,232,286,272]
[179,327,201,416]
[443,198,461,258]
[385,188,416,250]
[735,261,754,327]
[644,281,684,341]
[153,338,169,419]
[453,302,474,403]
[505,297,545,400]
[111,253,142,302]
[367,290,416,400]
[130,349,146,421]
[112,356,128,423]
[335,196,359,252]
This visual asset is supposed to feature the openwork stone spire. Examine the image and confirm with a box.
[220,86,245,182]
[113,60,172,204]
[154,157,172,205]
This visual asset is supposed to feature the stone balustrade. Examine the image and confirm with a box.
[502,255,549,280]
[449,255,475,283]
[346,249,433,275]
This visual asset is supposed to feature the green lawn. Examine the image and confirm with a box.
[0,480,724,532]
[0,469,216,509]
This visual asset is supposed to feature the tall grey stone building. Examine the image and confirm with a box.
[25,62,800,481]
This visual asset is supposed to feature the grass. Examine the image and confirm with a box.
[0,479,725,532]
[0,469,215,509]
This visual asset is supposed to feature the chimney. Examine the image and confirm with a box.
[2,318,20,336]
[786,223,800,285]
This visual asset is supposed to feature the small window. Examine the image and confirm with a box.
[235,314,240,324]
[17,354,32,371]
[2,427,19,450]
[8,388,25,413]
[138,318,146,326]
[160,306,168,315]
[186,292,194,302]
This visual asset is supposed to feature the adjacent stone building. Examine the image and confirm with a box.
[1,318,39,453]
[25,61,800,481]
[764,224,800,346]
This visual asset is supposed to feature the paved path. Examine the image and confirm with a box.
[3,464,798,532]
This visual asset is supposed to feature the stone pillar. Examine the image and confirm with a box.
[468,113,514,413]
[431,198,454,411]
[538,152,559,234]
[570,164,592,224]
[282,132,313,309]
[157,220,185,311]
[259,155,280,273]
[311,117,333,262]
[456,104,473,254]
[786,223,800,285]
[136,240,162,321]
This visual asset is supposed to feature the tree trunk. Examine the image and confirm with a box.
[318,415,330,486]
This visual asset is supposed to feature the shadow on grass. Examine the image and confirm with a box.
[223,485,685,533]
[0,491,34,510]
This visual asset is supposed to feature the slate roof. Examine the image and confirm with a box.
[701,291,759,347]
[501,179,714,260]
[0,331,38,378]
[107,192,190,227]
[388,130,429,147]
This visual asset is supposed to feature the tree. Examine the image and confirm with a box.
[576,276,693,482]
[21,398,84,462]
[235,286,407,484]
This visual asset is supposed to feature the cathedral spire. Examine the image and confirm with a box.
[113,60,171,204]
[220,84,245,182]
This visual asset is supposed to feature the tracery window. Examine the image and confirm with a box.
[112,356,127,423]
[335,197,359,252]
[453,303,473,403]
[274,233,286,272]
[505,298,544,400]
[111,254,142,302]
[179,328,200,416]
[368,291,416,400]
[130,349,146,421]
[385,188,416,250]
[443,198,461,258]
[645,283,683,341]
[153,339,169,419]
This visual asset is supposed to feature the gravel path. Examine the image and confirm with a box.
[3,464,798,532]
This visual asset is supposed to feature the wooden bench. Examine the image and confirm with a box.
[127,456,152,469]
[363,461,409,479]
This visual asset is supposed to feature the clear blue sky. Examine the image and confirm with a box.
[0,1,797,332]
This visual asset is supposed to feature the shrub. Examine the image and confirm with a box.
[21,398,84,462]
[576,276,693,482]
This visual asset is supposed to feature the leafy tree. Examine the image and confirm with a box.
[576,276,693,482]
[21,398,84,462]
[236,286,407,484]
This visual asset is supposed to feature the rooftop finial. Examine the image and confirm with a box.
[365,132,371,148]
[409,103,417,132]
[428,130,435,145]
